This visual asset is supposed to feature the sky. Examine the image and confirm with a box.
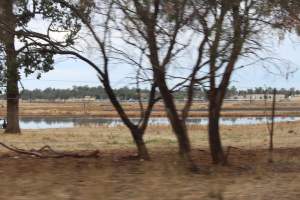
[20,32,300,91]
[233,34,300,90]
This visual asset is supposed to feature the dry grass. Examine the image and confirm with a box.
[0,121,300,200]
[0,121,299,152]
[0,100,299,117]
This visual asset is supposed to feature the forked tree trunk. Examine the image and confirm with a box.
[132,129,150,160]
[144,15,192,159]
[208,98,224,164]
[172,120,190,156]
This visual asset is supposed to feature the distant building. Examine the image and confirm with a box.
[246,94,285,101]
[289,95,300,101]
[83,96,96,101]
[228,95,246,100]
[65,96,96,102]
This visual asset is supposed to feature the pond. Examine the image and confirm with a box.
[4,116,300,129]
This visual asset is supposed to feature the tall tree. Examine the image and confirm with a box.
[0,0,21,133]
[190,0,268,164]
[115,0,215,164]
[26,0,159,160]
[191,0,299,164]
[0,0,84,133]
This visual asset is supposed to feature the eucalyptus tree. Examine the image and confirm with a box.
[190,0,300,164]
[113,0,221,164]
[26,0,159,160]
[113,0,299,163]
[0,0,83,133]
[266,0,300,34]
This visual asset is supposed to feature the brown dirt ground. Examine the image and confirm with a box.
[0,122,299,200]
[0,148,299,200]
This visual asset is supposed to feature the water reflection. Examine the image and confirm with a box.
[12,116,300,129]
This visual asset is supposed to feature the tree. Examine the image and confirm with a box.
[115,0,208,162]
[0,0,21,133]
[191,0,300,164]
[195,0,276,164]
[0,0,83,133]
[27,0,159,160]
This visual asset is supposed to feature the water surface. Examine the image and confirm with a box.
[9,116,300,129]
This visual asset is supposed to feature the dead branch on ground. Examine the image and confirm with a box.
[0,142,100,158]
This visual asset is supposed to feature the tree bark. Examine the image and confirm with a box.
[1,0,21,134]
[127,1,192,159]
[132,129,150,160]
[154,72,191,157]
[5,36,20,134]
[208,96,224,164]
[102,79,150,160]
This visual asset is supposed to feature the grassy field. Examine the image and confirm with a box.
[0,100,299,117]
[0,122,299,199]
[0,121,299,151]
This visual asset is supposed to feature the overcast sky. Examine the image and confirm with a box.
[20,32,300,91]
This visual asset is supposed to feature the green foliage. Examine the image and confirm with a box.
[17,85,203,100]
[18,49,54,78]
[0,0,95,87]
[19,86,139,100]
[12,85,299,100]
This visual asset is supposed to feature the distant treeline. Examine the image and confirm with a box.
[227,86,300,97]
[1,86,298,100]
[20,86,149,100]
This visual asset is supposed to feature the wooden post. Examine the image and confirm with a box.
[83,102,86,115]
[269,88,276,162]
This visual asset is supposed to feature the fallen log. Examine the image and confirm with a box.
[0,142,100,158]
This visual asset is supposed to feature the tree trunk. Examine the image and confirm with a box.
[172,120,190,156]
[2,0,20,134]
[208,98,224,164]
[102,80,150,159]
[154,74,191,157]
[145,20,191,158]
[5,40,20,134]
[132,130,150,160]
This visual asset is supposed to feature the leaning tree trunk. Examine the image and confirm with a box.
[103,80,150,160]
[208,97,224,164]
[154,73,191,157]
[145,23,191,158]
